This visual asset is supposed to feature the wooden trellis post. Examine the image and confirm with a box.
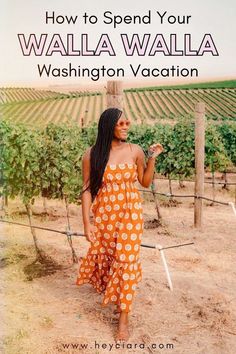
[194,102,205,228]
[106,81,123,109]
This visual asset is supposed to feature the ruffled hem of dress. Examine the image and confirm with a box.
[76,253,142,312]
[101,257,142,312]
[76,253,113,293]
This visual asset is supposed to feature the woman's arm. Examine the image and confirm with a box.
[81,148,92,226]
[135,144,163,188]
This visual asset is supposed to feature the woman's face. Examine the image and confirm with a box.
[113,113,131,141]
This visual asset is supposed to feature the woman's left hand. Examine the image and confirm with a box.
[148,143,164,158]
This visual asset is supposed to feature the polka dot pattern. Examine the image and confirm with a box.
[76,163,144,313]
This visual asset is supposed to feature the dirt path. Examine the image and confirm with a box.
[1,178,236,354]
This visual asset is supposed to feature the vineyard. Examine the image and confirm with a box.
[0,81,236,127]
[1,80,236,210]
[1,119,235,207]
[1,82,236,353]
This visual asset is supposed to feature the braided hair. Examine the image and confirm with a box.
[82,107,123,201]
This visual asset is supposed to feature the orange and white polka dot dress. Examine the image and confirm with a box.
[76,162,144,312]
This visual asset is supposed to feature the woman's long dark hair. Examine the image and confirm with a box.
[82,108,123,201]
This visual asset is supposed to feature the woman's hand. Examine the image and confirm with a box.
[148,143,164,158]
[84,222,97,243]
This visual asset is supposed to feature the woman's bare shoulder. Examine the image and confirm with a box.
[128,143,144,154]
[127,143,145,163]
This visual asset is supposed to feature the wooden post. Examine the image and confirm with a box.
[194,102,205,228]
[150,175,162,221]
[80,117,84,128]
[106,81,123,109]
[211,170,215,206]
[234,185,236,207]
[64,196,78,264]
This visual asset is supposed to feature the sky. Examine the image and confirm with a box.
[0,0,235,87]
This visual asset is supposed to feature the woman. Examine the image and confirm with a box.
[76,108,163,343]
